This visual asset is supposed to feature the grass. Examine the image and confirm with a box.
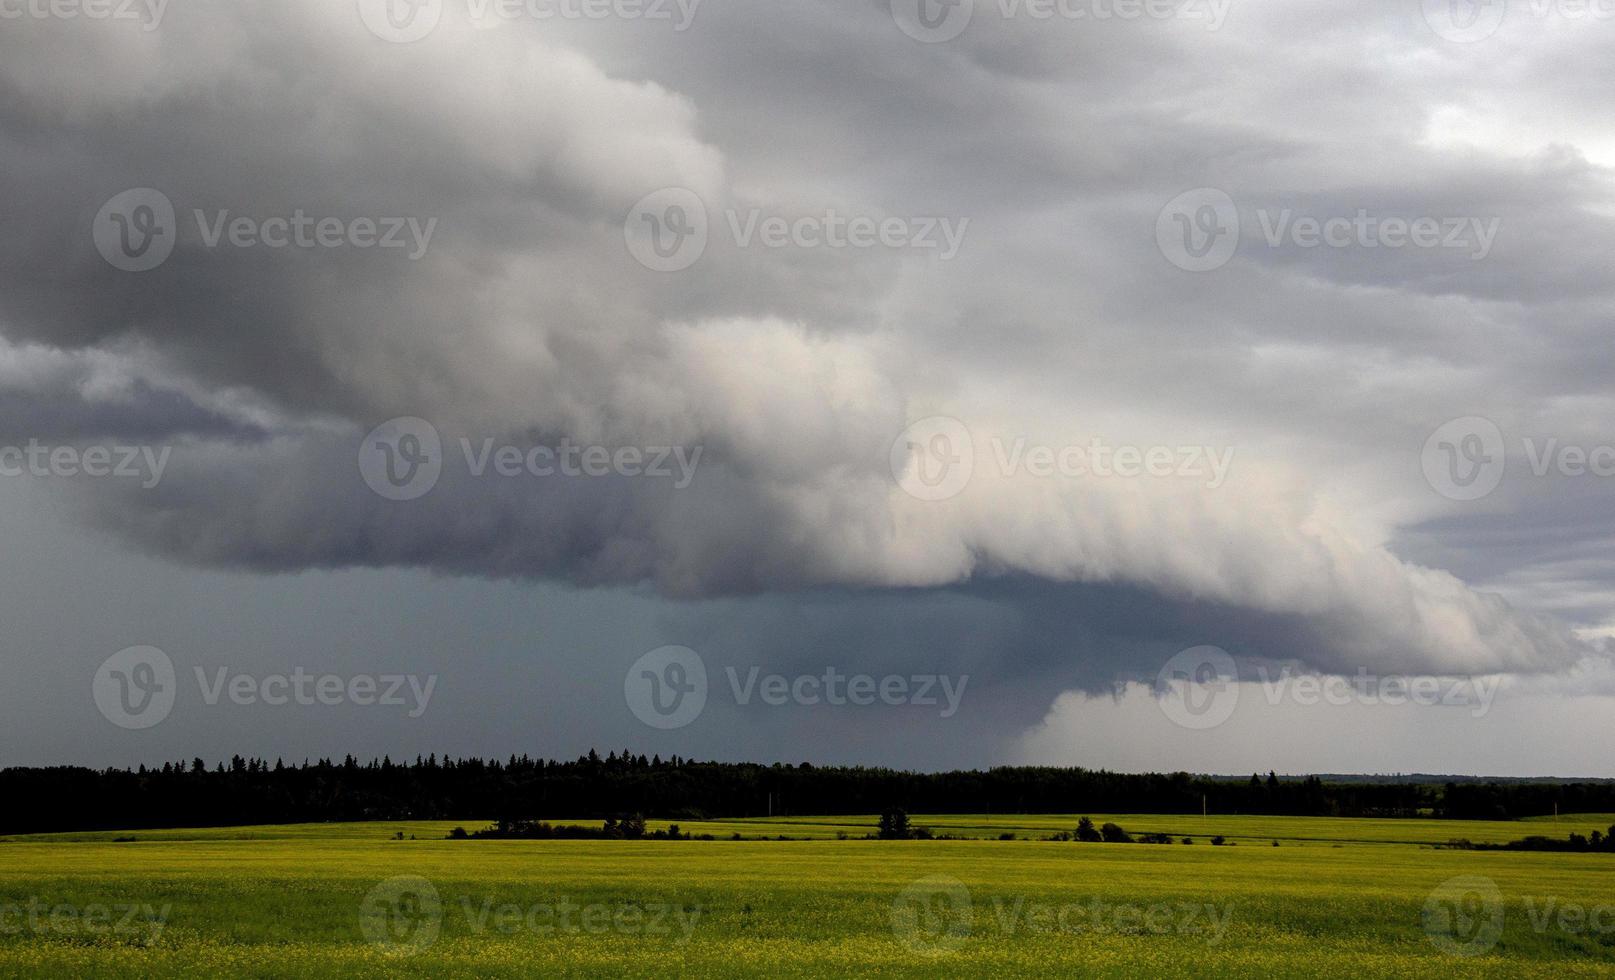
[1,814,1612,977]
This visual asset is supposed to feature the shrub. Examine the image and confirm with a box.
[1075,817,1102,843]
[1100,822,1134,844]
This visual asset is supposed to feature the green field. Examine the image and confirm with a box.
[2,814,1612,977]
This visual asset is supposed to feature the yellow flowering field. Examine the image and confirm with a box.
[1,816,1611,977]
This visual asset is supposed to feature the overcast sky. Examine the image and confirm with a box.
[2,0,1613,775]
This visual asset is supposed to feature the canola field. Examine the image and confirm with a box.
[1,814,1612,977]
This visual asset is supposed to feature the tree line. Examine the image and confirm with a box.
[1443,825,1615,853]
[2,752,1612,834]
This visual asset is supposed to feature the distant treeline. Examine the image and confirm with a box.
[3,752,1614,834]
[1444,825,1615,854]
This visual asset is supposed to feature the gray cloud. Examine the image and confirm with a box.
[3,0,1613,737]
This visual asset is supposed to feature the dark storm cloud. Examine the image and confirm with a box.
[2,0,1611,712]
[0,374,260,445]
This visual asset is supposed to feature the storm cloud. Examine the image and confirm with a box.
[4,0,1615,766]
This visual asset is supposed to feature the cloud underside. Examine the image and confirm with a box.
[3,0,1612,682]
